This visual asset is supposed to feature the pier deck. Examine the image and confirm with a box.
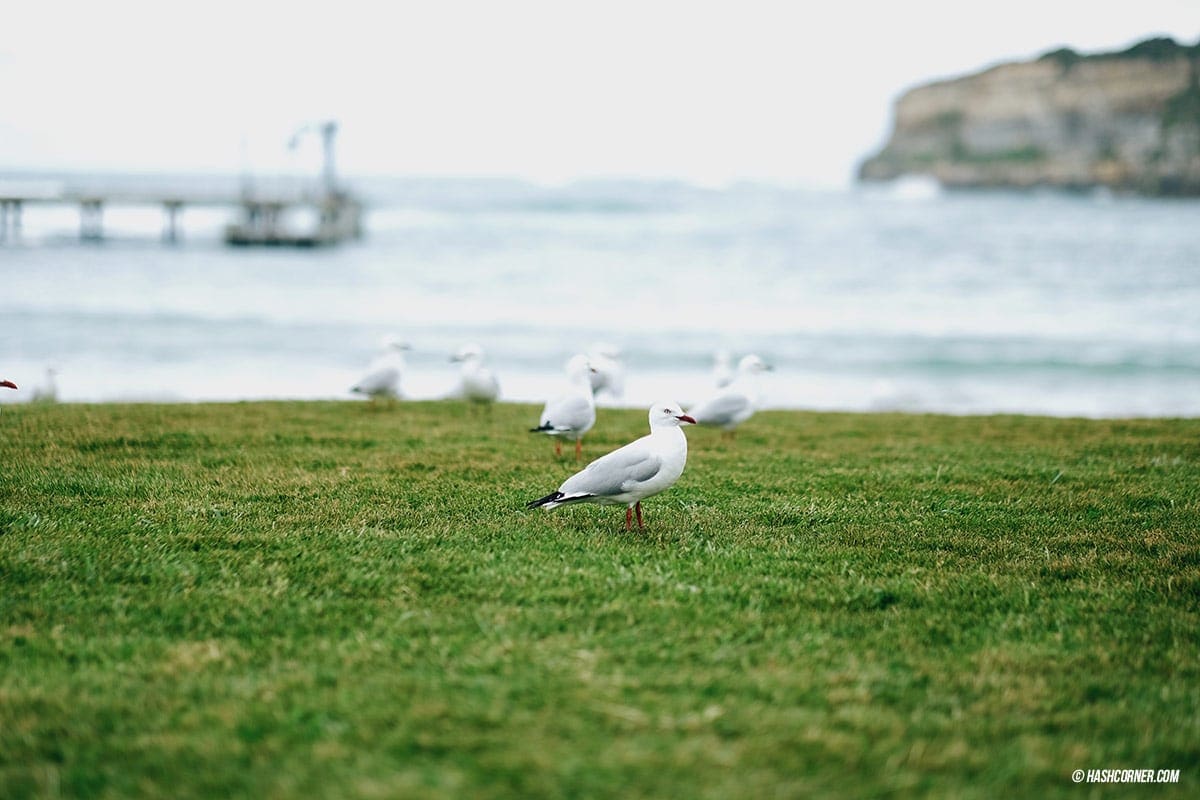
[0,184,363,246]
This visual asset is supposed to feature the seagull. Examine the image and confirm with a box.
[351,336,411,400]
[527,401,696,530]
[530,354,596,460]
[587,342,625,399]
[688,354,773,436]
[31,368,57,403]
[712,349,735,388]
[450,343,500,406]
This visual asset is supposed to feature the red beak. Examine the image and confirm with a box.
[677,414,697,425]
[0,380,16,390]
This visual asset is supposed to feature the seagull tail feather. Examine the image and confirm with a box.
[527,491,564,509]
[526,491,593,510]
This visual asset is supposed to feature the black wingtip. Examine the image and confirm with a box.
[529,422,554,433]
[526,491,564,509]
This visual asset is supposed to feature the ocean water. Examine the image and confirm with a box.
[2,176,1198,417]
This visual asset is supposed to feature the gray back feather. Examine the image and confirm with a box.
[562,446,662,498]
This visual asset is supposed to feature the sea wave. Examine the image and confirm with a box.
[2,179,1198,415]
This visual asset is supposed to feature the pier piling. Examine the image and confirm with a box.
[162,201,183,244]
[0,199,23,242]
[80,199,104,242]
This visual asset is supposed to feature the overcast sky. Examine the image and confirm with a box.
[2,1,1197,186]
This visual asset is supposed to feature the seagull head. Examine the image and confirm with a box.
[450,343,485,363]
[649,401,696,429]
[381,334,412,352]
[565,354,597,379]
[589,342,622,361]
[738,354,773,374]
[0,380,16,390]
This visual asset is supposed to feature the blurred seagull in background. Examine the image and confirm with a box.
[587,342,625,400]
[31,368,58,403]
[688,354,773,436]
[530,354,596,460]
[527,401,695,530]
[351,335,411,400]
[712,348,735,388]
[450,343,500,406]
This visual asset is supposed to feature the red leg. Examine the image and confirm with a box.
[575,439,583,461]
[625,507,632,531]
[635,501,644,530]
[554,440,562,457]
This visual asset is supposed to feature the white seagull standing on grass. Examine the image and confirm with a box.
[688,354,773,436]
[530,354,596,460]
[450,343,500,406]
[527,401,696,531]
[351,336,411,400]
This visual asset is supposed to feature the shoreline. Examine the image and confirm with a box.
[5,396,1200,423]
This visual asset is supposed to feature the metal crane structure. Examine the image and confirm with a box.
[224,120,363,247]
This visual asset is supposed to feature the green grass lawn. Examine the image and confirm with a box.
[1,400,1198,798]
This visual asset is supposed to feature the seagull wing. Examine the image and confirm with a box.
[463,366,500,401]
[689,391,749,425]
[561,438,662,499]
[353,352,404,395]
[353,366,400,395]
[541,391,593,431]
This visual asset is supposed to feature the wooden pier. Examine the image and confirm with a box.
[0,122,362,247]
[0,186,363,247]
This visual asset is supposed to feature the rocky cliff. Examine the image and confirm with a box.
[858,37,1200,195]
